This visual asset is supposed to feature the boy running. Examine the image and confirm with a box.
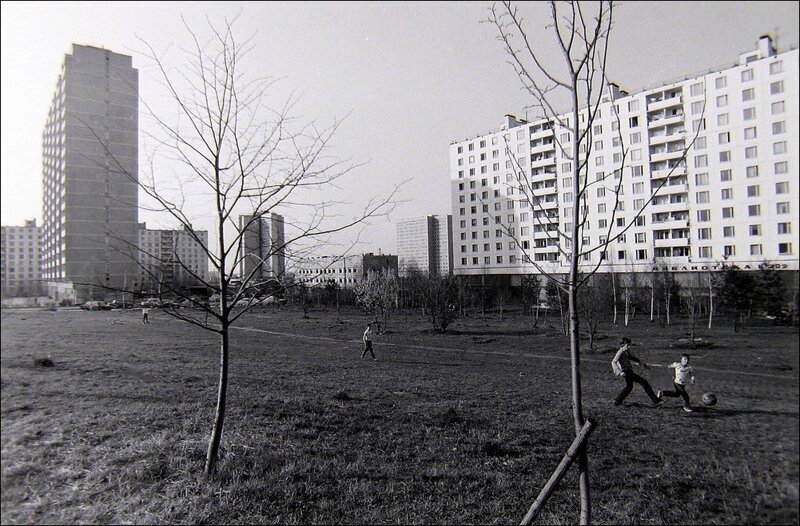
[612,337,663,407]
[658,353,696,412]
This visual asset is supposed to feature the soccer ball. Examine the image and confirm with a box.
[702,392,718,406]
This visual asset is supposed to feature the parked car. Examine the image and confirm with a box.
[81,301,111,311]
[108,299,134,309]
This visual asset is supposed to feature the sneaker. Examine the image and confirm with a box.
[657,390,663,399]
[683,406,693,413]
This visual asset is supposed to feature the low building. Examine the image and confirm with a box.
[292,253,398,288]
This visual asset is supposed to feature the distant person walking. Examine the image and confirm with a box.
[658,353,696,412]
[361,323,376,361]
[612,337,663,407]
[142,307,150,324]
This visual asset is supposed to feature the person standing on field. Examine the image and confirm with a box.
[612,337,663,407]
[142,307,150,324]
[361,323,376,361]
[658,353,696,412]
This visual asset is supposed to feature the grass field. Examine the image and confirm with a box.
[1,306,798,524]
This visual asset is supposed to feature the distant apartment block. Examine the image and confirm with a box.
[449,36,798,278]
[293,253,398,288]
[1,220,42,297]
[137,223,209,291]
[41,44,139,302]
[238,213,285,282]
[396,215,453,277]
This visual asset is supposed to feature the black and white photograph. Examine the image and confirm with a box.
[1,1,798,524]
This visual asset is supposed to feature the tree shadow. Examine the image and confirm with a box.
[447,329,542,337]
[387,359,480,368]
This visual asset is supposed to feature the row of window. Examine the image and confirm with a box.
[697,202,791,221]
[458,241,794,268]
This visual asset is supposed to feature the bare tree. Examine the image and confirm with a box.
[487,2,704,522]
[86,18,396,476]
[354,269,398,333]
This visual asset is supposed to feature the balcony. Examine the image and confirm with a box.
[650,165,687,180]
[653,236,691,248]
[648,113,685,129]
[650,148,687,163]
[647,94,683,113]
[529,127,554,140]
[651,217,689,229]
[530,141,556,154]
[530,156,557,169]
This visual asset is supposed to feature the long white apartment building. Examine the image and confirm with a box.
[449,36,798,279]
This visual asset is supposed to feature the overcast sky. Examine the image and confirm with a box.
[2,1,798,255]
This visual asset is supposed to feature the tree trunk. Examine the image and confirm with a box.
[665,286,671,326]
[650,284,655,322]
[624,287,630,327]
[611,272,618,324]
[205,326,229,475]
[707,275,713,329]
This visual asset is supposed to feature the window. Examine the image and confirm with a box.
[597,187,606,198]
[636,249,648,260]
[698,228,712,240]
[776,181,789,194]
[718,131,730,144]
[723,226,735,237]
[597,203,606,213]
[772,121,786,135]
[748,204,761,217]
[480,152,487,161]
[778,223,791,235]
[715,76,727,89]
[697,209,711,222]
[721,188,733,200]
[694,155,708,168]
[594,124,603,135]
[746,165,759,178]
[774,141,787,155]
[716,94,728,107]
[690,82,704,96]
[722,207,734,219]
[744,127,757,140]
[741,88,755,101]
[741,69,753,82]
[743,107,756,121]
[628,100,639,112]
[746,185,759,197]
[776,202,790,215]
[457,146,463,154]
[778,243,793,255]
[695,173,709,186]
[720,169,732,182]
[770,81,784,94]
[719,151,731,163]
[723,245,736,257]
[696,191,709,204]
[691,100,704,114]
[770,61,783,74]
[717,113,729,126]
[635,232,647,243]
[617,217,625,227]
[771,101,785,115]
[630,132,641,144]
[775,161,788,175]
[745,146,758,159]
[699,246,713,258]
[632,182,644,194]
[749,224,761,236]
[469,155,475,163]
[595,157,604,167]
[694,136,707,150]
[629,116,639,128]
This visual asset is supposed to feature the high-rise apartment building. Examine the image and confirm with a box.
[396,215,453,277]
[137,223,209,291]
[1,220,42,297]
[238,213,285,282]
[449,36,798,279]
[41,44,139,302]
